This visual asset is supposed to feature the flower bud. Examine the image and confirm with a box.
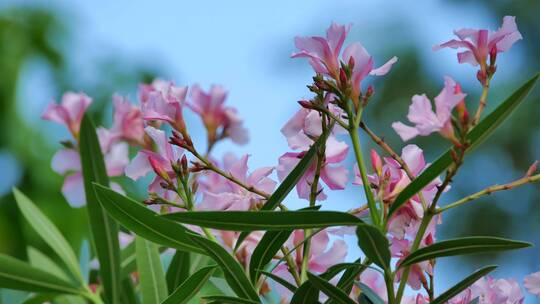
[339,68,348,87]
[348,55,355,71]
[148,156,171,184]
[370,149,383,176]
[298,100,315,110]
[526,160,538,177]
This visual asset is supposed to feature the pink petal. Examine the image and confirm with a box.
[105,143,129,176]
[524,271,540,297]
[457,51,479,66]
[401,145,425,176]
[325,136,349,163]
[321,165,348,190]
[392,121,420,142]
[62,173,86,208]
[125,151,153,180]
[326,22,351,56]
[370,56,398,76]
[61,92,92,129]
[51,149,81,174]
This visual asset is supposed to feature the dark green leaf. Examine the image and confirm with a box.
[400,237,531,267]
[249,230,292,283]
[79,114,122,303]
[120,241,137,276]
[166,250,191,293]
[0,254,82,295]
[163,211,363,231]
[202,295,259,304]
[162,265,216,304]
[431,265,497,304]
[356,283,384,304]
[388,73,539,217]
[120,277,139,304]
[93,184,204,254]
[136,236,168,304]
[190,236,260,302]
[356,225,390,270]
[306,273,355,304]
[333,259,368,297]
[14,188,84,285]
[258,270,297,292]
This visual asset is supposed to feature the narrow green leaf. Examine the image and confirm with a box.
[249,230,292,283]
[136,236,168,304]
[162,265,216,304]
[166,250,190,293]
[13,188,84,284]
[93,184,204,254]
[258,270,297,292]
[0,254,82,295]
[190,236,260,302]
[356,283,384,304]
[202,295,259,304]
[27,247,71,282]
[431,265,497,304]
[306,273,355,304]
[333,259,368,297]
[79,114,121,303]
[164,211,363,231]
[400,237,531,267]
[355,225,390,270]
[121,241,137,276]
[120,277,139,304]
[388,73,539,217]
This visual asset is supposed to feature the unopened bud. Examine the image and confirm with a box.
[366,85,374,98]
[189,161,206,173]
[298,100,315,110]
[489,47,497,67]
[348,56,355,71]
[370,149,383,176]
[181,155,189,176]
[149,156,171,184]
[477,70,487,86]
[339,68,348,87]
[526,160,538,177]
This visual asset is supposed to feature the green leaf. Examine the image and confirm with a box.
[249,230,292,283]
[469,298,479,304]
[189,236,260,302]
[258,270,297,293]
[431,265,497,304]
[120,277,139,304]
[388,73,539,217]
[355,283,384,304]
[355,225,390,270]
[163,211,363,231]
[79,114,122,303]
[166,250,191,294]
[235,135,327,248]
[400,237,531,267]
[306,273,355,304]
[93,184,204,254]
[13,188,84,285]
[136,236,168,304]
[27,247,71,282]
[0,254,82,295]
[121,241,137,276]
[333,259,368,297]
[162,265,216,304]
[202,295,259,304]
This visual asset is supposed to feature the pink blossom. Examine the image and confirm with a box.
[524,271,540,297]
[139,79,188,132]
[359,268,388,302]
[42,92,92,138]
[198,154,276,211]
[402,294,430,304]
[277,136,349,201]
[468,276,524,304]
[109,95,146,147]
[433,16,522,68]
[392,234,434,290]
[292,22,351,77]
[392,76,466,142]
[188,84,248,145]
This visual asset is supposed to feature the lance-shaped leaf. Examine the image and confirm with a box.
[356,225,390,270]
[355,283,384,304]
[166,250,191,293]
[236,134,327,248]
[306,273,355,304]
[163,211,363,231]
[27,247,71,282]
[14,189,84,285]
[202,296,260,304]
[120,241,137,276]
[258,270,297,292]
[136,236,168,304]
[79,115,122,303]
[190,235,260,302]
[93,184,204,254]
[388,73,539,217]
[0,254,83,295]
[249,230,292,284]
[399,237,531,267]
[431,265,497,304]
[162,265,216,304]
[333,259,369,297]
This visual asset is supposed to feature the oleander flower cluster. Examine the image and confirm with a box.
[4,16,538,304]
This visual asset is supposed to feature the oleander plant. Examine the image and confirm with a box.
[1,16,540,304]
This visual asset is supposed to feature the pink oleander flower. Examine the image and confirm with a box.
[359,268,388,302]
[467,276,524,304]
[292,22,397,100]
[188,84,248,145]
[281,104,345,151]
[402,294,430,304]
[392,76,466,142]
[139,79,188,132]
[277,136,349,201]
[198,153,276,211]
[109,95,146,147]
[273,230,347,300]
[433,16,522,70]
[42,92,92,138]
[51,139,128,208]
[392,228,435,290]
[217,230,263,266]
[524,271,540,297]
[125,126,183,201]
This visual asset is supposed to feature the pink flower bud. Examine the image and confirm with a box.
[148,156,171,184]
[526,160,538,177]
[370,149,383,176]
